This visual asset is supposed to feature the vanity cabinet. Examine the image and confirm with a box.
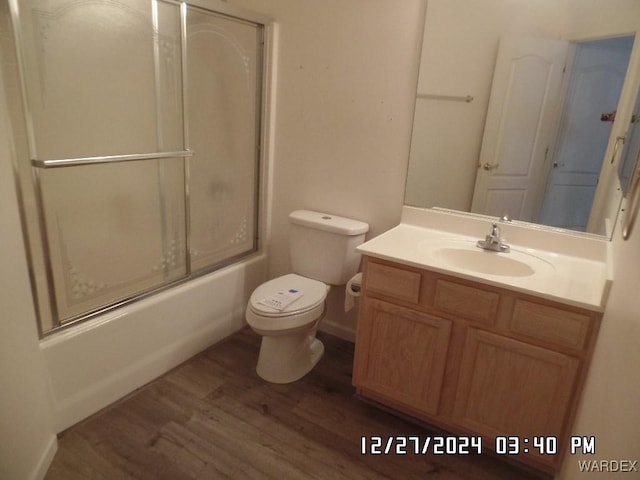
[452,328,580,441]
[353,256,602,474]
[355,298,451,416]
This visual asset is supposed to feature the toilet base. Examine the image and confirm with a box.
[255,329,324,384]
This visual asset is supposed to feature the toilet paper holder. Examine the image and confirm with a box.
[344,272,363,312]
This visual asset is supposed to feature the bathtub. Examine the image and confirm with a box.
[40,254,266,432]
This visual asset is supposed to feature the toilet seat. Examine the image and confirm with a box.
[247,273,329,332]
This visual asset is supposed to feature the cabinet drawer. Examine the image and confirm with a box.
[434,279,498,325]
[365,262,421,303]
[510,300,592,350]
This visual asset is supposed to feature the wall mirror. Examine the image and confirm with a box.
[405,0,640,238]
[618,89,640,195]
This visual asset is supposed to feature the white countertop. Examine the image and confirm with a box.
[357,207,613,312]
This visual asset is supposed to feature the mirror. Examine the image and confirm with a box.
[619,87,640,240]
[405,0,640,238]
[618,91,640,195]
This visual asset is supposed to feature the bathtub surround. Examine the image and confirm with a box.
[41,254,266,432]
[11,0,267,332]
[4,0,276,441]
[2,0,273,473]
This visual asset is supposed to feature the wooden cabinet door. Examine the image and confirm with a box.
[453,328,579,441]
[353,298,452,416]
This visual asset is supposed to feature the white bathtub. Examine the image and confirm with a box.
[40,254,266,432]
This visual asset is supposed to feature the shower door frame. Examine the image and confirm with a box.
[7,0,277,335]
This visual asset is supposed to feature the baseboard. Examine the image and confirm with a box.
[31,434,58,480]
[319,320,355,343]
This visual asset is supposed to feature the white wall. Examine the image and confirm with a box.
[228,0,428,337]
[565,0,640,40]
[0,62,57,480]
[557,222,640,477]
[557,3,640,478]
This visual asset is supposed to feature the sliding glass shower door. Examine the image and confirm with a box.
[7,0,265,333]
[186,6,261,272]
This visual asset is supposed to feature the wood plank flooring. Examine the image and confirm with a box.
[45,328,549,480]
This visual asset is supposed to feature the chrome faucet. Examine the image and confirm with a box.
[477,222,510,252]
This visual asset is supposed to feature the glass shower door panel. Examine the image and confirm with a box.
[187,9,261,272]
[39,159,187,321]
[19,0,183,159]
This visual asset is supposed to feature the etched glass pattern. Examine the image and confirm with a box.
[20,0,183,159]
[40,159,187,319]
[186,8,260,271]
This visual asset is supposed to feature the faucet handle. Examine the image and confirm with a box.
[490,222,500,236]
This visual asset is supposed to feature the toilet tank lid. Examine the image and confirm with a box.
[289,210,369,236]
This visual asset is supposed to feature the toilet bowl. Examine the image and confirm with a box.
[246,273,329,383]
[245,210,369,384]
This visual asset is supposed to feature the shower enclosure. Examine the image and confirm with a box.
[4,0,267,334]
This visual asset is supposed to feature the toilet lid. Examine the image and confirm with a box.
[249,273,328,316]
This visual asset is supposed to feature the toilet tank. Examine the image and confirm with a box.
[289,210,369,285]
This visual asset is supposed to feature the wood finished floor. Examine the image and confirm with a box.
[45,328,549,480]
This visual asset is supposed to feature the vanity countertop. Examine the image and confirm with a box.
[357,207,613,312]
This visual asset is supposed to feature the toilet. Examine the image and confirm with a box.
[245,210,369,383]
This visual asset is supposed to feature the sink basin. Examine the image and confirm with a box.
[419,239,555,278]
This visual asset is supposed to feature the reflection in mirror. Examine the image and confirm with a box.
[618,90,640,195]
[405,0,640,238]
[537,36,633,232]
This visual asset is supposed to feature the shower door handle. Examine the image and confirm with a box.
[31,150,194,169]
